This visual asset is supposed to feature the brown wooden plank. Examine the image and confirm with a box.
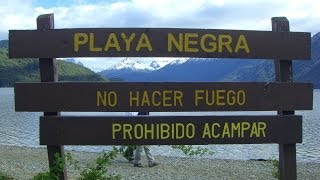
[14,82,313,112]
[272,17,297,180]
[37,13,67,180]
[9,28,310,60]
[40,115,302,145]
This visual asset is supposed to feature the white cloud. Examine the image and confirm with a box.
[75,58,119,72]
[2,0,319,34]
[2,0,319,70]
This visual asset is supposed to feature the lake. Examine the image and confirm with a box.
[0,88,319,162]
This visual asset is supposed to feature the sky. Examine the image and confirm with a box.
[1,0,319,71]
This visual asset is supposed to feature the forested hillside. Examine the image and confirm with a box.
[0,48,107,87]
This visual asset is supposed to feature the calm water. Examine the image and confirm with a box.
[0,88,319,163]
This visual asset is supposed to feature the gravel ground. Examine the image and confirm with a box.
[0,145,319,180]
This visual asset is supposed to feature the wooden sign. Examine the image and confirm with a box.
[40,115,302,145]
[15,82,313,112]
[9,28,311,60]
[9,14,309,179]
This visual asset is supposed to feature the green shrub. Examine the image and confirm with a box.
[67,148,121,180]
[0,171,13,180]
[32,153,65,180]
[32,172,51,180]
[32,145,214,180]
[270,158,280,179]
[170,145,214,156]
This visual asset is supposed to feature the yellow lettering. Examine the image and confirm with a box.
[134,124,143,139]
[212,123,220,138]
[195,90,204,106]
[175,123,184,139]
[184,33,199,52]
[235,35,250,53]
[258,122,266,137]
[130,91,139,107]
[108,91,117,107]
[171,124,175,139]
[241,122,250,138]
[200,34,217,52]
[202,123,211,138]
[96,91,117,107]
[174,91,183,106]
[218,35,232,53]
[123,124,132,139]
[237,90,246,105]
[168,33,183,52]
[216,90,226,106]
[162,90,172,107]
[144,124,154,139]
[136,33,152,51]
[112,124,121,139]
[250,122,258,137]
[222,123,230,138]
[160,123,170,139]
[227,90,236,105]
[205,90,215,106]
[186,123,195,138]
[89,33,102,51]
[156,124,160,139]
[74,33,88,52]
[152,91,161,106]
[121,33,135,51]
[104,33,120,51]
[231,123,241,138]
[96,91,106,107]
[141,91,151,106]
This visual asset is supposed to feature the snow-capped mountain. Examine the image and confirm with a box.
[107,58,177,71]
[150,58,183,68]
[111,58,154,71]
[150,61,161,69]
[98,58,186,81]
[166,59,188,66]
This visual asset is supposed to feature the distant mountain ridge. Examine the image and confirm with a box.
[64,58,84,66]
[99,33,320,88]
[0,40,8,49]
[293,32,320,87]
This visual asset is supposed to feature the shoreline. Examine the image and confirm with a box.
[0,145,320,179]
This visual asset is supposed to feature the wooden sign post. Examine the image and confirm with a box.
[9,14,312,180]
[272,17,296,180]
[36,14,67,179]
